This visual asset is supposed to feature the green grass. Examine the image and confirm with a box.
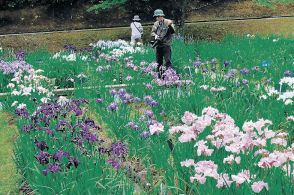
[256,0,294,8]
[0,112,20,194]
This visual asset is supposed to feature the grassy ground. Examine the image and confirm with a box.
[185,17,294,40]
[0,112,20,194]
[188,0,294,21]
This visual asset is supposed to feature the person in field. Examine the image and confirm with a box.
[151,9,175,78]
[130,15,143,46]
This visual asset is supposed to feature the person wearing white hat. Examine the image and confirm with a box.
[130,15,143,46]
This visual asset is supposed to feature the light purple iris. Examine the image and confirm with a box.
[140,131,150,139]
[145,83,153,89]
[144,110,154,117]
[193,59,201,68]
[225,69,238,79]
[242,79,249,85]
[96,98,103,103]
[126,121,139,130]
[110,89,117,96]
[108,102,118,111]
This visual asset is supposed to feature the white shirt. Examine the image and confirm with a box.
[130,22,143,39]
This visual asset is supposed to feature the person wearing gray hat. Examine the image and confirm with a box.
[130,15,143,46]
[151,9,175,78]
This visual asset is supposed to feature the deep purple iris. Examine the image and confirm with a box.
[53,150,64,161]
[43,163,62,176]
[21,124,33,132]
[67,157,80,168]
[223,60,230,67]
[35,151,50,164]
[34,139,49,151]
[284,70,292,77]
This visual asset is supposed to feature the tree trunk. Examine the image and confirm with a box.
[170,0,187,35]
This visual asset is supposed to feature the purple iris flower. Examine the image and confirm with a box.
[225,69,238,79]
[146,119,157,126]
[75,108,83,116]
[0,60,32,74]
[126,121,139,130]
[98,147,108,154]
[107,158,121,170]
[34,139,49,151]
[108,102,118,111]
[35,151,50,164]
[56,120,71,130]
[110,89,117,96]
[284,70,292,77]
[240,68,250,75]
[150,100,159,107]
[82,131,97,143]
[145,83,153,89]
[193,59,201,68]
[22,124,33,132]
[118,89,127,97]
[15,107,29,119]
[84,118,96,128]
[14,50,26,60]
[109,141,128,157]
[144,110,154,117]
[96,98,103,103]
[53,150,64,161]
[143,96,153,104]
[140,131,150,139]
[242,79,249,85]
[43,163,62,176]
[67,157,80,168]
[46,129,54,136]
[223,60,230,67]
